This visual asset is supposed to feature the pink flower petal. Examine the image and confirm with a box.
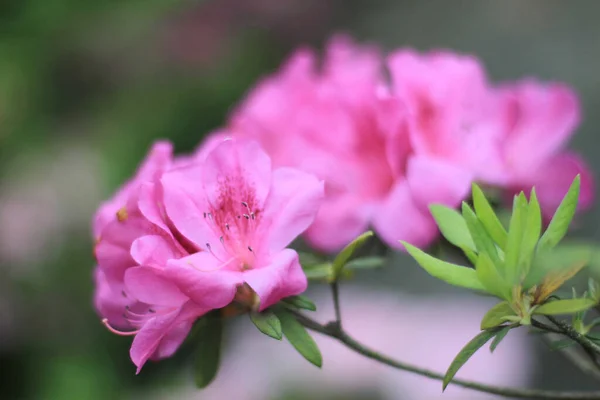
[164,252,243,309]
[261,167,324,252]
[303,193,371,252]
[130,235,181,267]
[372,180,438,249]
[243,249,307,311]
[124,266,189,307]
[161,165,215,250]
[499,80,580,176]
[130,310,180,373]
[93,141,173,237]
[406,155,472,212]
[518,151,594,219]
[202,138,272,208]
[151,319,194,360]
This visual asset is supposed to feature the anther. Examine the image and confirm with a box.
[225,223,230,231]
[121,290,127,298]
[219,236,224,244]
[243,214,250,219]
[248,246,253,252]
[241,201,248,208]
[250,212,256,220]
[148,309,156,314]
[203,212,207,218]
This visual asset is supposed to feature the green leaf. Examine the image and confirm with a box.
[472,184,507,249]
[303,263,332,280]
[462,202,501,267]
[504,193,528,284]
[402,241,485,292]
[534,298,596,316]
[443,328,500,391]
[250,310,282,340]
[476,253,511,300]
[489,325,512,353]
[282,295,317,312]
[538,175,581,252]
[275,309,323,367]
[480,301,516,330]
[519,189,542,277]
[547,339,576,351]
[332,231,374,279]
[345,256,386,270]
[429,204,476,251]
[524,244,591,290]
[298,252,325,268]
[194,315,223,388]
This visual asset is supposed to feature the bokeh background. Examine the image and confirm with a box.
[2,1,600,399]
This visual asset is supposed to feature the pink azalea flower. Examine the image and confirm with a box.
[493,80,594,217]
[93,141,206,373]
[160,138,324,311]
[226,37,501,251]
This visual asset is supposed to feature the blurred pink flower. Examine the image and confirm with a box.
[226,37,498,251]
[224,35,594,252]
[162,138,324,311]
[493,80,594,217]
[140,288,534,400]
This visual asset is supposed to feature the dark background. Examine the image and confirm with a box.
[1,1,600,399]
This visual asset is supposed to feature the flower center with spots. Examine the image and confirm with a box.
[203,175,263,270]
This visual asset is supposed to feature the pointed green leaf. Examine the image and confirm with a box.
[504,193,528,283]
[282,295,317,312]
[275,309,322,367]
[462,202,501,266]
[489,325,512,353]
[519,189,542,277]
[476,253,511,300]
[250,310,282,340]
[194,315,223,388]
[443,329,500,391]
[524,244,591,290]
[534,298,596,316]
[332,231,374,279]
[429,204,476,251]
[345,256,386,270]
[481,301,517,330]
[538,175,581,252]
[402,242,485,291]
[472,184,508,249]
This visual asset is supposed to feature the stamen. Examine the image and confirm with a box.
[243,214,250,220]
[225,223,230,231]
[203,212,207,218]
[250,212,255,220]
[102,319,140,336]
[248,246,253,252]
[241,201,248,208]
[219,236,225,244]
[121,290,127,298]
[148,309,156,314]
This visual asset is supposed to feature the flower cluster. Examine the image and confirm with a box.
[93,138,324,372]
[223,35,594,252]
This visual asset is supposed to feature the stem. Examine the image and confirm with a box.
[548,316,600,355]
[291,310,600,399]
[330,282,342,328]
